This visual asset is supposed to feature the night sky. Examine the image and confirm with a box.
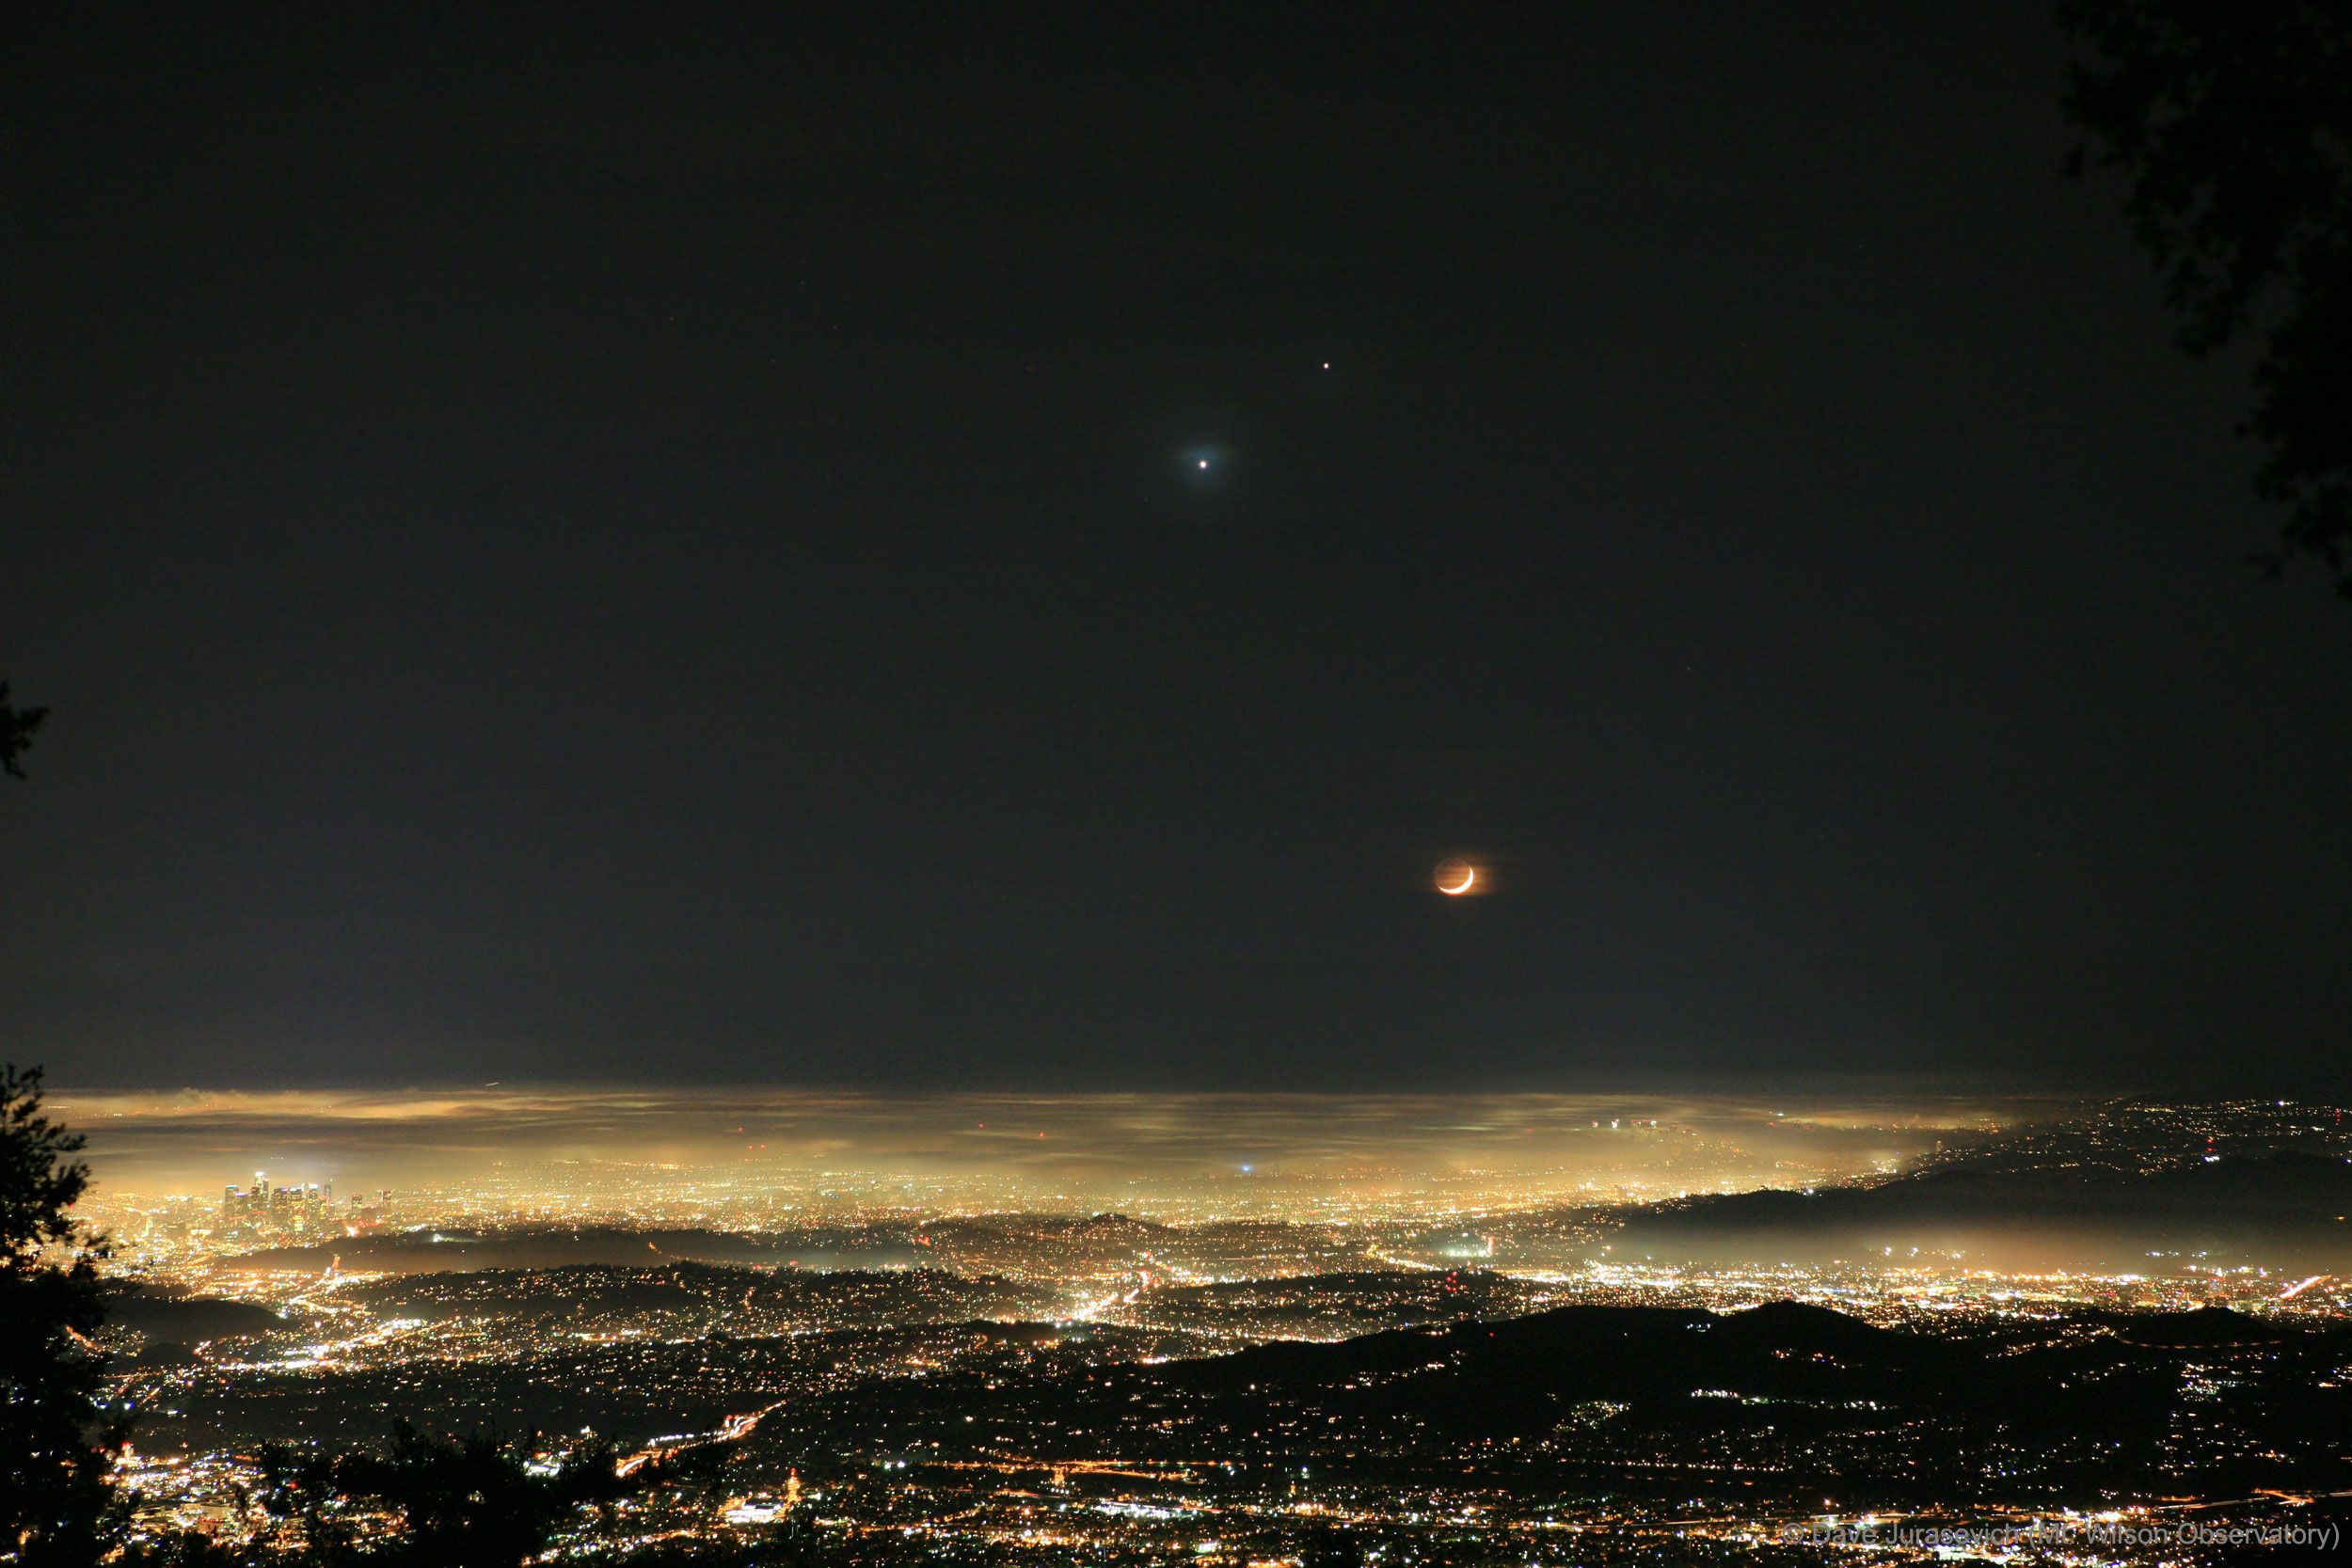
[8,5,2348,1092]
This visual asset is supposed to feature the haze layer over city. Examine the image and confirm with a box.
[61,1086,1992,1200]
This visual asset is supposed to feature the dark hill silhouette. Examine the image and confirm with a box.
[1610,1153,2352,1268]
[1169,1299,1957,1428]
[103,1284,283,1348]
[1022,1298,2352,1498]
[2095,1305,2287,1350]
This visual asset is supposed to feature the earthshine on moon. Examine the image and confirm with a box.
[1435,858,1475,895]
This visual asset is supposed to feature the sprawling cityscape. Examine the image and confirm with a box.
[57,1091,2352,1564]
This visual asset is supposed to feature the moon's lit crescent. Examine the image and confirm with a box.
[1437,861,1475,895]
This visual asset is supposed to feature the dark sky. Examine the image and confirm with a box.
[8,4,2348,1092]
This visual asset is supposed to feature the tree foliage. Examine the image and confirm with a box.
[0,1064,117,1566]
[1,680,47,779]
[2061,0,2352,594]
[257,1425,628,1567]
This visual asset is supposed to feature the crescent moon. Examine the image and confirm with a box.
[1438,862,1475,895]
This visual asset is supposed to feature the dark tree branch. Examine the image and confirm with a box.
[2061,0,2352,596]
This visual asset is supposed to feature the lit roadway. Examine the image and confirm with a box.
[616,1397,790,1479]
